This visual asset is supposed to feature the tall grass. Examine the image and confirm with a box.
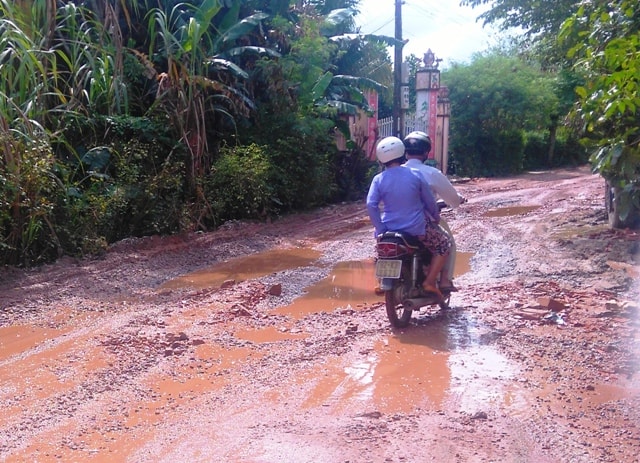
[0,0,131,265]
[0,0,280,265]
[0,0,62,265]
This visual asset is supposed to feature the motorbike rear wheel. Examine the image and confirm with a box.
[384,268,413,328]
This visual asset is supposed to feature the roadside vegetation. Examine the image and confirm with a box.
[0,0,638,268]
[457,0,639,224]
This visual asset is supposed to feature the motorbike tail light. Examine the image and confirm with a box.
[377,242,408,258]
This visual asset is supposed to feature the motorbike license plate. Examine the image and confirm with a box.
[375,259,402,279]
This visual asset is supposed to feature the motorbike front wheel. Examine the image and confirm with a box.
[384,269,413,328]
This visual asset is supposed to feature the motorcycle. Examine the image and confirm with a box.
[374,201,454,328]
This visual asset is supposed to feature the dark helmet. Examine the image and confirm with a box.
[403,131,432,156]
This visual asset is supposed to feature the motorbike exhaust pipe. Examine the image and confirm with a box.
[403,296,442,310]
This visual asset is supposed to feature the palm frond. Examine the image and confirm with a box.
[221,46,281,59]
[204,57,248,79]
[216,12,269,50]
[329,33,403,48]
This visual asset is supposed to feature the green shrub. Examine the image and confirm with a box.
[523,130,589,170]
[553,132,589,166]
[52,115,186,253]
[523,131,549,170]
[492,130,525,175]
[457,130,525,177]
[0,137,61,266]
[241,108,338,211]
[204,144,274,225]
[267,133,334,211]
[328,145,377,202]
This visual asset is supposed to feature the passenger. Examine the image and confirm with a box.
[403,131,465,292]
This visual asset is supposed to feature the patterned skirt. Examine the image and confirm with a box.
[419,221,452,256]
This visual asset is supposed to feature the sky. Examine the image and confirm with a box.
[354,0,502,68]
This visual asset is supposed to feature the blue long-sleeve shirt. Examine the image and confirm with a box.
[366,165,439,237]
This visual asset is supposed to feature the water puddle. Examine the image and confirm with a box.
[454,251,474,277]
[280,245,520,415]
[271,251,474,319]
[303,316,518,414]
[483,205,540,218]
[161,246,513,417]
[0,325,61,360]
[270,260,381,319]
[160,247,321,290]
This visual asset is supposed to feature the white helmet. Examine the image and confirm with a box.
[376,136,405,164]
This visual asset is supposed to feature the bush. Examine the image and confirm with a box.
[0,137,61,266]
[455,130,524,177]
[553,132,589,166]
[203,144,274,225]
[523,131,549,170]
[328,147,377,202]
[523,130,589,170]
[52,115,186,254]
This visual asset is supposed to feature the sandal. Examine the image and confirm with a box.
[422,283,443,300]
[439,285,459,293]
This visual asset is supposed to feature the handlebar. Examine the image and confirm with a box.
[437,195,467,211]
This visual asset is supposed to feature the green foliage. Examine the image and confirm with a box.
[203,143,273,225]
[0,0,64,266]
[0,0,389,267]
[462,0,579,37]
[328,146,376,202]
[264,118,336,211]
[283,15,334,108]
[560,0,640,227]
[0,135,61,266]
[461,0,580,64]
[523,130,587,170]
[443,53,559,177]
[52,115,186,253]
[522,131,548,170]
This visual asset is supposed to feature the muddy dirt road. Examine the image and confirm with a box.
[1,165,639,463]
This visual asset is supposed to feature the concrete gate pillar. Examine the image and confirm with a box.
[415,49,451,173]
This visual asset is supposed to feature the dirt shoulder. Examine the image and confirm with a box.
[0,165,638,463]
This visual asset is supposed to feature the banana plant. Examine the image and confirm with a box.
[311,72,385,114]
[143,1,279,204]
[303,8,396,139]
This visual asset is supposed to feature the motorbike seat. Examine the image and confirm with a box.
[378,231,423,249]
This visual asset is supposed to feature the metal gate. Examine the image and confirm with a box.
[377,114,426,138]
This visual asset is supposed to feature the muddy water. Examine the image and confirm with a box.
[483,205,541,217]
[271,251,475,320]
[302,315,518,414]
[160,247,322,290]
[231,249,518,414]
[0,325,63,358]
[157,247,519,415]
[270,260,381,319]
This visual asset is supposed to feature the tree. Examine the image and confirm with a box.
[460,0,579,39]
[560,0,640,228]
[443,52,558,176]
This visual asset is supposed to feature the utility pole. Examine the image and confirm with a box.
[392,0,403,137]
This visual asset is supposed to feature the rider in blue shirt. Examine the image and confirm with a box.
[366,136,450,299]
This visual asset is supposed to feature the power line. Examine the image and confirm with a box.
[357,0,479,36]
[368,16,395,34]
